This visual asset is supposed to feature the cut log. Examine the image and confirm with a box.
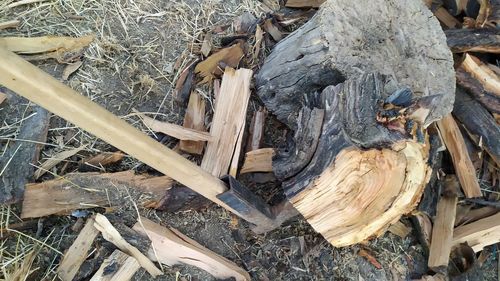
[201,67,253,177]
[437,114,483,198]
[194,43,244,84]
[89,250,140,281]
[58,215,100,281]
[256,0,453,246]
[133,217,250,281]
[460,54,500,97]
[179,92,207,155]
[445,28,500,53]
[428,175,459,272]
[456,68,500,114]
[453,88,500,166]
[240,148,275,174]
[452,212,500,252]
[21,171,173,218]
[246,107,267,152]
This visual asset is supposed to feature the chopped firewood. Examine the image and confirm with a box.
[80,151,125,169]
[453,89,500,166]
[437,114,482,198]
[433,7,462,28]
[456,69,500,114]
[285,0,325,8]
[240,148,275,174]
[201,67,253,177]
[89,250,140,281]
[58,215,100,281]
[263,19,283,42]
[174,59,197,105]
[415,273,447,281]
[452,212,500,252]
[94,214,162,277]
[34,145,86,179]
[21,171,173,218]
[455,206,498,226]
[428,175,459,272]
[476,0,491,27]
[0,35,94,62]
[135,111,213,142]
[194,43,244,84]
[132,217,250,281]
[358,248,382,269]
[62,60,83,80]
[442,0,480,16]
[0,104,49,204]
[0,20,20,30]
[445,29,500,54]
[246,107,267,152]
[179,92,207,155]
[0,91,6,105]
[461,54,500,96]
[229,119,246,177]
[387,220,411,239]
[200,32,212,57]
[412,212,433,250]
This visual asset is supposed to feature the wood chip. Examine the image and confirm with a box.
[240,148,275,174]
[81,151,125,168]
[94,214,162,277]
[89,250,141,281]
[263,19,283,41]
[58,215,100,281]
[7,0,49,8]
[179,92,207,155]
[358,248,382,269]
[194,43,244,84]
[252,25,264,63]
[34,145,85,179]
[246,107,267,152]
[62,60,83,80]
[0,20,20,30]
[387,220,411,239]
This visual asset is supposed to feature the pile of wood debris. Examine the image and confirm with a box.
[0,0,499,280]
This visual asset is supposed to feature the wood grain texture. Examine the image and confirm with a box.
[240,148,275,174]
[246,107,266,152]
[179,92,207,154]
[90,250,140,281]
[461,54,500,97]
[452,212,500,252]
[201,67,253,177]
[437,114,482,198]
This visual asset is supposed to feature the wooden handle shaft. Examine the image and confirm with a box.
[0,48,231,208]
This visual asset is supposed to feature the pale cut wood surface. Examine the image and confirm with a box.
[94,214,162,277]
[437,114,482,198]
[246,107,266,152]
[428,177,458,271]
[240,148,275,174]
[133,217,250,281]
[90,250,140,281]
[461,54,500,96]
[452,212,500,252]
[387,221,411,239]
[0,35,94,54]
[179,92,207,154]
[229,119,246,177]
[0,48,248,222]
[201,67,253,177]
[57,215,100,281]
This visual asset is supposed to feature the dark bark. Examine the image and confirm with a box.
[456,68,500,114]
[445,28,500,54]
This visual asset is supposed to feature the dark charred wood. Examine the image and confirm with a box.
[445,28,500,54]
[453,88,500,165]
[456,68,500,114]
[156,185,209,212]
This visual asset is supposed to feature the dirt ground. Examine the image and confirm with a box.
[0,0,499,280]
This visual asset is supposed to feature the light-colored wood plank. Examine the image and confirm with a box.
[452,212,500,252]
[94,214,162,277]
[437,114,482,198]
[461,54,500,97]
[240,148,275,174]
[428,176,458,271]
[201,67,253,177]
[455,206,498,226]
[388,221,411,239]
[179,92,207,154]
[133,217,250,281]
[34,145,85,179]
[90,250,140,281]
[58,215,100,281]
[229,119,246,177]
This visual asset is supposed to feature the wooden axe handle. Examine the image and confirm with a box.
[0,48,234,211]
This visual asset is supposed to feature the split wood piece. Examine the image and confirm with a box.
[412,212,433,250]
[57,215,100,281]
[179,92,207,155]
[21,171,173,218]
[387,221,411,239]
[135,111,213,142]
[0,91,6,105]
[461,54,500,97]
[452,212,500,252]
[62,60,83,80]
[433,7,462,28]
[229,119,246,177]
[428,176,459,272]
[90,250,140,281]
[240,148,275,174]
[0,48,269,227]
[80,151,125,169]
[201,67,253,177]
[445,29,499,53]
[0,20,20,30]
[133,217,250,281]
[437,114,482,198]
[173,59,197,105]
[453,89,500,166]
[285,0,325,8]
[194,43,244,84]
[456,69,500,114]
[94,214,162,277]
[246,107,267,152]
[263,19,283,42]
[34,145,86,179]
[0,103,49,204]
[455,206,498,226]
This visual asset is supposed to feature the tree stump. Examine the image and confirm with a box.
[256,0,455,246]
